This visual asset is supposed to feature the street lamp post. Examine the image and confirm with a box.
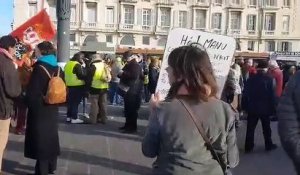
[56,0,71,63]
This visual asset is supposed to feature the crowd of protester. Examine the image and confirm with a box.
[1,34,300,175]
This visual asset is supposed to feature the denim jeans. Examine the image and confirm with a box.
[109,82,120,104]
[67,87,85,119]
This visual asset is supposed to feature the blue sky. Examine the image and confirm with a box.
[0,0,13,36]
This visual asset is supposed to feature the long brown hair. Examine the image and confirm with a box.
[166,45,218,101]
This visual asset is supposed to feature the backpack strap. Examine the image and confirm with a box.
[57,67,61,77]
[39,65,51,79]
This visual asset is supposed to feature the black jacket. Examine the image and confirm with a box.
[120,59,144,95]
[25,62,63,160]
[148,66,159,94]
[277,71,300,174]
[0,53,21,119]
[242,70,276,116]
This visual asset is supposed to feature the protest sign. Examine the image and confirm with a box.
[156,28,236,99]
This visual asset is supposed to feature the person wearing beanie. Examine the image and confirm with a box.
[242,60,277,153]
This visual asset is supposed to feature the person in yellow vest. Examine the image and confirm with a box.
[64,52,87,124]
[87,54,111,124]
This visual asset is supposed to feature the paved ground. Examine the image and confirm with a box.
[2,104,297,175]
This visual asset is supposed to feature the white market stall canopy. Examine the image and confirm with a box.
[271,52,300,62]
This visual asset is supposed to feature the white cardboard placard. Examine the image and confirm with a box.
[156,28,236,99]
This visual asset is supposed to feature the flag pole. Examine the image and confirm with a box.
[57,0,71,64]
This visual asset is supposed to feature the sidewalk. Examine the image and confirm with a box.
[2,105,297,175]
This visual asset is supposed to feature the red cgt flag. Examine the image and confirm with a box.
[11,9,56,50]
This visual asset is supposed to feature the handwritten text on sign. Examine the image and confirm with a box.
[156,28,236,99]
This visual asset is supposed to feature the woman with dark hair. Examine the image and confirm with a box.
[25,41,63,175]
[142,45,239,175]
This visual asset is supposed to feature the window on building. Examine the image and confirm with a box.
[278,42,292,51]
[29,3,37,18]
[232,0,240,5]
[282,15,290,32]
[70,34,76,42]
[179,11,187,28]
[143,0,150,1]
[106,7,114,24]
[195,10,206,29]
[160,8,171,26]
[265,0,276,6]
[71,5,76,22]
[247,15,256,31]
[124,5,134,24]
[142,9,151,26]
[230,12,241,30]
[265,40,275,51]
[179,0,187,4]
[249,0,257,6]
[264,13,276,31]
[106,35,113,43]
[143,36,150,45]
[215,0,222,4]
[248,41,255,51]
[197,0,206,3]
[86,2,97,23]
[283,0,290,6]
[212,13,222,29]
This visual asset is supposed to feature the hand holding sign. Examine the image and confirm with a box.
[156,28,236,100]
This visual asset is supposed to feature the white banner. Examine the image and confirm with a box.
[156,28,236,99]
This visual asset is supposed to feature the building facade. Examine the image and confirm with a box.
[13,0,300,54]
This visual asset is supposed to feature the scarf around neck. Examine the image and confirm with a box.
[37,54,58,67]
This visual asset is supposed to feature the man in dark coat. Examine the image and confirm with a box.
[277,71,300,174]
[243,60,277,153]
[119,52,144,133]
[25,41,63,175]
[0,35,21,173]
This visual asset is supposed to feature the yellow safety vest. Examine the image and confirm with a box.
[64,61,85,86]
[91,62,109,89]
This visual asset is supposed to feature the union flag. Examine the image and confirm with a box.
[11,9,56,50]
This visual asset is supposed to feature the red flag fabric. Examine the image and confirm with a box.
[11,9,56,50]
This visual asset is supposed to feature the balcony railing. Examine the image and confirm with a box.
[157,0,174,5]
[156,26,171,32]
[142,25,154,31]
[193,0,209,6]
[248,30,256,35]
[119,0,138,3]
[80,22,100,28]
[264,4,278,8]
[119,24,135,30]
[230,29,241,35]
[193,27,206,31]
[213,29,222,34]
[282,31,289,35]
[228,2,245,8]
[118,24,154,32]
[105,24,118,30]
[264,30,275,35]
